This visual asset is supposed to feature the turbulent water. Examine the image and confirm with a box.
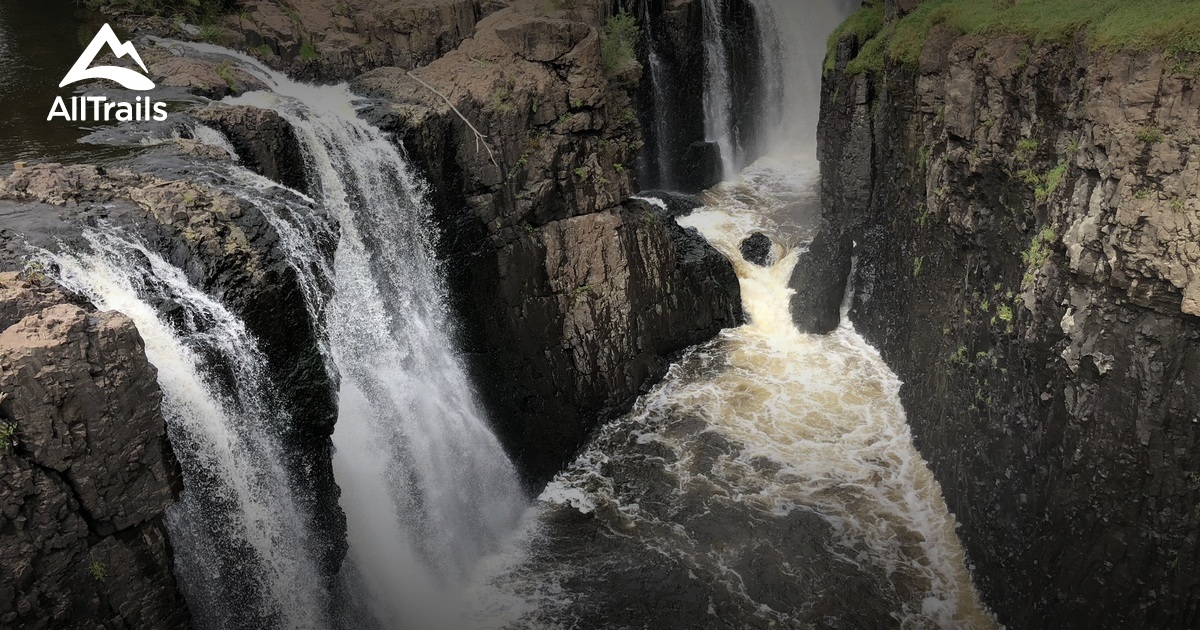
[458,1,996,627]
[460,162,996,629]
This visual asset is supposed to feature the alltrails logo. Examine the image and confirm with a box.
[47,23,168,122]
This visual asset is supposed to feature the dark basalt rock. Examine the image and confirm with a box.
[0,162,347,584]
[356,1,743,483]
[739,232,773,267]
[0,273,190,629]
[194,104,309,194]
[817,28,1200,629]
[637,189,705,218]
[679,140,723,193]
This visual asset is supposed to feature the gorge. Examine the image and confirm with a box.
[1,0,1197,629]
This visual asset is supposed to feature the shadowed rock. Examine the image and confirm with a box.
[739,232,773,267]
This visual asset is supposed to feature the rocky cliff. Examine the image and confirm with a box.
[354,0,742,481]
[0,273,190,629]
[810,8,1200,629]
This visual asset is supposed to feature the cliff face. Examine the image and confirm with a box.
[0,273,190,629]
[355,0,742,481]
[812,25,1200,629]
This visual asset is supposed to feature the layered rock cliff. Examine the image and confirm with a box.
[0,273,189,629]
[810,8,1200,629]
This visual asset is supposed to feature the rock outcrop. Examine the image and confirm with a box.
[0,163,346,580]
[0,273,190,629]
[814,22,1200,630]
[356,0,742,480]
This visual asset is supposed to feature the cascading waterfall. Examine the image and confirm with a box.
[747,0,861,153]
[701,0,736,179]
[49,230,330,630]
[640,0,675,188]
[172,42,528,627]
[699,0,859,167]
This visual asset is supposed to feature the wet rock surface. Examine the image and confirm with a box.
[194,104,309,192]
[738,231,772,266]
[814,28,1200,629]
[356,0,742,481]
[0,273,190,630]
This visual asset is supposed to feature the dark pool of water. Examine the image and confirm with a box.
[0,0,145,165]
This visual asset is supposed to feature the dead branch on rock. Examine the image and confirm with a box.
[406,70,499,169]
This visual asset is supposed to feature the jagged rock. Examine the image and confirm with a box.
[0,273,190,630]
[816,27,1200,629]
[194,104,309,192]
[495,16,592,63]
[637,190,705,218]
[211,0,488,82]
[739,232,773,266]
[356,0,741,480]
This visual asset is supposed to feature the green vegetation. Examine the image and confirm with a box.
[573,167,587,178]
[83,0,240,21]
[254,43,274,58]
[198,22,228,44]
[88,561,106,583]
[215,61,239,92]
[828,0,1200,76]
[913,256,924,277]
[1136,126,1165,144]
[1015,138,1038,160]
[1021,225,1057,283]
[997,304,1013,322]
[601,11,640,77]
[299,40,318,62]
[1019,161,1068,202]
[0,422,16,451]
[491,85,514,113]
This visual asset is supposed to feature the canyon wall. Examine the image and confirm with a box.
[810,20,1200,630]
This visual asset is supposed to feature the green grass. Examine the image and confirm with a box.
[830,0,1200,76]
[1136,126,1165,143]
[601,11,640,77]
[215,61,238,92]
[299,40,318,61]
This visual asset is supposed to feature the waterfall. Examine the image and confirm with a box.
[699,0,860,171]
[50,230,331,630]
[640,0,675,188]
[701,0,736,180]
[174,42,528,627]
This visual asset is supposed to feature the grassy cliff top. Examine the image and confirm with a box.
[828,0,1200,75]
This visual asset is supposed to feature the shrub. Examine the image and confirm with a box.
[89,561,107,583]
[82,0,241,21]
[601,11,640,77]
[0,422,16,451]
[299,40,318,61]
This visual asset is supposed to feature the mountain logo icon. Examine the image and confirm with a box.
[59,23,155,91]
